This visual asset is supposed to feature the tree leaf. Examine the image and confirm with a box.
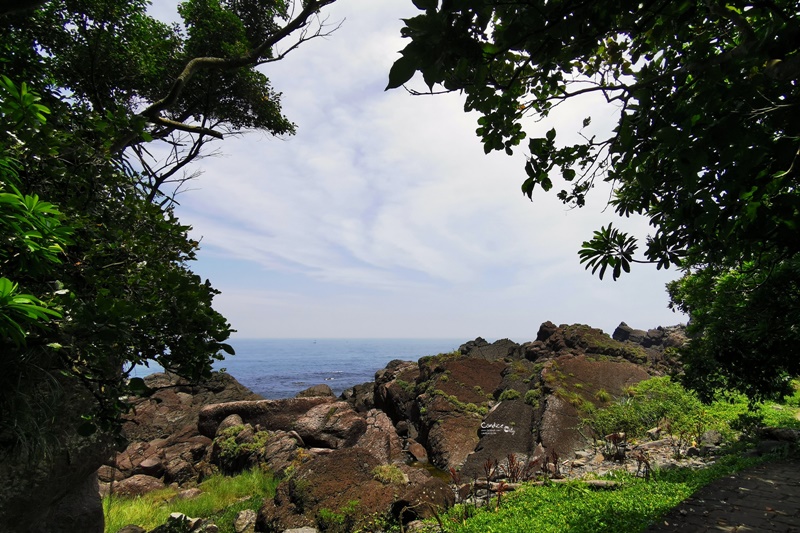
[385,55,418,90]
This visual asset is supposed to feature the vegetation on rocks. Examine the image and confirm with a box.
[103,467,279,533]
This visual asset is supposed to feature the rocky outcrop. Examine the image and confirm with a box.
[100,372,263,497]
[256,448,453,532]
[104,321,686,532]
[122,372,262,443]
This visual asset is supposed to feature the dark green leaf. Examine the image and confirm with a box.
[385,55,418,90]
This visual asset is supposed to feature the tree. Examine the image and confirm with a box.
[388,0,800,400]
[1,1,339,527]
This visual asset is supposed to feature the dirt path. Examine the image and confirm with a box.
[642,458,800,532]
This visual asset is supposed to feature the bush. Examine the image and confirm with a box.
[372,464,406,485]
[499,389,521,401]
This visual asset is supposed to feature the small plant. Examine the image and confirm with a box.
[498,388,521,401]
[288,478,312,513]
[594,388,611,403]
[524,388,541,407]
[372,464,406,485]
[316,501,360,533]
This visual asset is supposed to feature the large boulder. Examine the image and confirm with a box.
[461,399,537,479]
[537,354,651,456]
[257,448,452,532]
[415,356,506,470]
[122,372,262,443]
[354,409,405,464]
[293,401,367,449]
[102,372,260,497]
[458,338,524,361]
[197,397,333,439]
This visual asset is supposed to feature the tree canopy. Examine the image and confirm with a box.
[0,0,337,461]
[388,0,800,400]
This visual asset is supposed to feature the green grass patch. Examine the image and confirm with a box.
[423,454,773,533]
[103,468,279,533]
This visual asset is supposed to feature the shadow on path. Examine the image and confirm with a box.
[643,458,800,532]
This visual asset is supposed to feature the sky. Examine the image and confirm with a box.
[147,0,686,340]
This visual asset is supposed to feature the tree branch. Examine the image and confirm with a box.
[111,0,335,153]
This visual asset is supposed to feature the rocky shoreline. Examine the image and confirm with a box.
[97,321,705,532]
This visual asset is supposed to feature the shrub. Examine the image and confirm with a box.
[594,389,611,403]
[498,389,521,401]
[316,500,359,533]
[524,388,541,407]
[372,464,405,485]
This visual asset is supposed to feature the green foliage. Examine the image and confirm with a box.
[1,0,338,456]
[390,0,800,403]
[103,467,279,533]
[524,388,541,408]
[214,425,273,474]
[424,454,772,533]
[668,257,800,401]
[593,389,611,404]
[316,500,359,533]
[372,464,406,485]
[498,389,521,401]
[584,377,713,442]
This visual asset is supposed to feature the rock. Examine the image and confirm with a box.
[459,338,523,361]
[407,440,428,463]
[97,464,125,483]
[536,321,559,342]
[340,382,375,413]
[700,430,723,446]
[137,454,164,477]
[759,427,800,442]
[293,401,368,449]
[258,447,447,532]
[197,397,333,439]
[122,372,262,443]
[538,354,651,457]
[296,384,335,398]
[216,414,244,436]
[116,526,147,533]
[354,409,404,464]
[233,509,257,533]
[113,474,165,497]
[392,477,455,522]
[173,488,203,500]
[461,398,536,479]
[416,356,505,470]
[373,360,420,430]
[260,431,303,475]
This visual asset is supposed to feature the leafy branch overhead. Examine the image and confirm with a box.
[389,0,800,401]
[388,0,800,277]
[26,0,338,204]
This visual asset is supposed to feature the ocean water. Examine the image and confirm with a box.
[199,338,464,399]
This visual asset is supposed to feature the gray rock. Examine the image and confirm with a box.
[113,474,165,497]
[233,509,257,533]
[296,384,335,398]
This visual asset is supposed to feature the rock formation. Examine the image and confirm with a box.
[102,321,686,532]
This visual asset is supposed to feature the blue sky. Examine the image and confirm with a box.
[149,0,685,339]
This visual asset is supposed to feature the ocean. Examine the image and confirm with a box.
[136,338,465,399]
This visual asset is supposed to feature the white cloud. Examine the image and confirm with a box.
[148,0,686,339]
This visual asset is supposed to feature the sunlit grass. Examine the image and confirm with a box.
[424,454,774,533]
[103,467,279,533]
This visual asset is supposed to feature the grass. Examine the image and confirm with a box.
[422,453,779,533]
[103,467,279,533]
[103,380,800,533]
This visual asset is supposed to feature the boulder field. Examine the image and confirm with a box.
[102,321,686,532]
